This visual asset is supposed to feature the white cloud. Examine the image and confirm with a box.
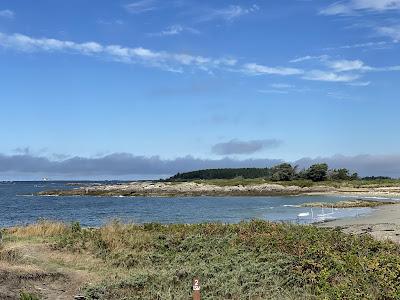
[258,89,289,94]
[149,25,200,37]
[289,55,329,63]
[270,83,294,89]
[347,81,371,86]
[124,0,157,14]
[303,70,360,82]
[327,59,372,72]
[243,63,304,76]
[1,32,399,84]
[0,9,14,19]
[323,41,389,50]
[376,25,400,41]
[199,4,259,22]
[0,32,236,73]
[157,25,184,36]
[320,0,400,15]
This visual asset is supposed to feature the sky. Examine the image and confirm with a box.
[1,0,400,179]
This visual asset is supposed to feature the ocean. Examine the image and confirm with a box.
[0,181,376,227]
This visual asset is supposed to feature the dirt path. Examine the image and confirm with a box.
[0,264,86,299]
[0,242,95,300]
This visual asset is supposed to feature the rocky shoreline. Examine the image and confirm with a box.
[38,181,400,198]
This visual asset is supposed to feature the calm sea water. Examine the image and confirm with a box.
[0,181,378,227]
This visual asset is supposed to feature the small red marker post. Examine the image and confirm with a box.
[192,277,200,300]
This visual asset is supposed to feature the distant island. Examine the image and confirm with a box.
[39,163,400,198]
[169,163,373,181]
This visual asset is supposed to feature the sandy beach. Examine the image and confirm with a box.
[320,203,400,243]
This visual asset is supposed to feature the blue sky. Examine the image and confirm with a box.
[1,0,400,179]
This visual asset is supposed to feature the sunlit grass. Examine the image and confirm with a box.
[4,220,400,299]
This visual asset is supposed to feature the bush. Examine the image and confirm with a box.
[19,292,40,300]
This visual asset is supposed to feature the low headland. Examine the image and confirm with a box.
[38,163,400,198]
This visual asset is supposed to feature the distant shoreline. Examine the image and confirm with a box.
[38,180,400,199]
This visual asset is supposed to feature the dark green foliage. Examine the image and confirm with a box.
[329,168,359,180]
[71,221,82,233]
[169,168,271,180]
[169,163,368,183]
[303,163,329,182]
[270,163,297,181]
[362,176,392,180]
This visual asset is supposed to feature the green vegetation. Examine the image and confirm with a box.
[169,163,363,182]
[190,177,400,189]
[4,220,400,299]
[301,199,397,208]
[19,292,40,300]
[169,168,271,181]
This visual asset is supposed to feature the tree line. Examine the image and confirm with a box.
[168,163,375,182]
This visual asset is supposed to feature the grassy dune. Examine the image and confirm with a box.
[1,220,400,299]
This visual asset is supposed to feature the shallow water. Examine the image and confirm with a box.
[0,181,375,227]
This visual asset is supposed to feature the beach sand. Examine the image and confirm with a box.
[319,203,400,243]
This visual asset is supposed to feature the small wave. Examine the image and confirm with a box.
[282,204,300,207]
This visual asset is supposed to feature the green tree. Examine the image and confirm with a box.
[329,168,350,180]
[305,163,328,182]
[350,172,359,180]
[270,163,297,181]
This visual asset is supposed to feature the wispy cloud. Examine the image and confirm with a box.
[347,81,371,86]
[199,4,259,22]
[258,83,294,94]
[270,83,294,89]
[290,55,371,72]
[0,32,236,73]
[303,70,360,82]
[258,89,289,94]
[289,55,329,63]
[327,59,372,72]
[211,139,282,155]
[149,25,200,37]
[243,63,303,76]
[0,32,399,84]
[320,0,400,16]
[376,25,400,41]
[124,0,157,14]
[0,9,14,19]
[323,41,390,51]
[291,55,400,82]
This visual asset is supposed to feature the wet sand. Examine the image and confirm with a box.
[319,203,400,243]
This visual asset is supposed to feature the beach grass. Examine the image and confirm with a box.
[2,220,400,299]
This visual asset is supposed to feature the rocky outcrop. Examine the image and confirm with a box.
[38,181,337,197]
